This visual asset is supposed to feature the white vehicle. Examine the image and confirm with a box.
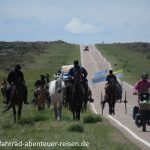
[60,65,74,80]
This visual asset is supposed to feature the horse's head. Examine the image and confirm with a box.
[55,77,65,93]
[73,71,84,85]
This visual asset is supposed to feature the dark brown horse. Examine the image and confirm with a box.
[105,83,118,115]
[4,83,26,123]
[70,74,85,120]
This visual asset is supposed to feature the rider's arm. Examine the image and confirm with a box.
[7,72,14,85]
[133,81,140,94]
[106,75,109,82]
[20,71,25,82]
[68,68,74,79]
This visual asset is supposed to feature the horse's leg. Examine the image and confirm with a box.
[18,104,22,121]
[38,106,40,112]
[42,101,45,110]
[54,105,58,120]
[110,101,113,115]
[58,103,62,121]
[108,101,113,115]
[72,108,76,120]
[108,101,111,115]
[77,106,81,121]
[75,106,79,120]
[72,100,76,120]
[112,101,115,115]
[12,105,16,123]
[83,99,87,112]
[43,104,45,110]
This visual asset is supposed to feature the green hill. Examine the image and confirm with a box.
[96,42,150,84]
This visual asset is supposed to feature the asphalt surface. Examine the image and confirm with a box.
[80,45,150,150]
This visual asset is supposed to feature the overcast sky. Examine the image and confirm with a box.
[0,0,150,44]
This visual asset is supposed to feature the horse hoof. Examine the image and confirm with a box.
[57,117,60,121]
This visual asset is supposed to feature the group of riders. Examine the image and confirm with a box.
[1,61,150,112]
[1,60,93,108]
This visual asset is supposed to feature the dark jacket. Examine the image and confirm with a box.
[106,74,117,83]
[68,65,88,81]
[7,69,24,85]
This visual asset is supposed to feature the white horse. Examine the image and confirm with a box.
[48,77,65,121]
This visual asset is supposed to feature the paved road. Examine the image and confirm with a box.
[80,45,150,150]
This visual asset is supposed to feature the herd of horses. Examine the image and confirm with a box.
[1,73,122,123]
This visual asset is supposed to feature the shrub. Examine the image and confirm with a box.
[83,114,102,123]
[68,123,84,132]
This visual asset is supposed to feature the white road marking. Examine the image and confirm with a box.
[108,115,150,148]
[80,45,150,148]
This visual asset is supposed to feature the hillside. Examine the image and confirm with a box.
[96,42,150,84]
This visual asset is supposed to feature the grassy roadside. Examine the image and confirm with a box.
[96,43,150,85]
[0,42,139,150]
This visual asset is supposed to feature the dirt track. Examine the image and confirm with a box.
[80,45,150,150]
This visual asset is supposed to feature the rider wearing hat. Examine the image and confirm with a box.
[33,74,50,105]
[5,64,29,104]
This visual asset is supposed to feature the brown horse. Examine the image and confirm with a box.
[4,83,26,123]
[1,79,7,100]
[34,86,47,111]
[105,83,118,115]
[68,72,85,121]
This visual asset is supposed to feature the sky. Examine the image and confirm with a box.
[0,0,150,44]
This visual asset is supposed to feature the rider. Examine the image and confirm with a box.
[5,64,29,104]
[33,75,50,105]
[68,60,93,102]
[105,70,121,100]
[45,73,50,83]
[106,70,118,84]
[40,75,46,86]
[133,73,150,102]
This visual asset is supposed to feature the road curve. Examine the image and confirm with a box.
[80,45,150,150]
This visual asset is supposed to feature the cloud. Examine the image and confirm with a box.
[65,17,103,34]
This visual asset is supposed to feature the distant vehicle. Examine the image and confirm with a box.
[84,46,89,51]
[61,72,69,80]
[60,65,74,81]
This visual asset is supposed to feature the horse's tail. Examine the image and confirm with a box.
[2,104,12,112]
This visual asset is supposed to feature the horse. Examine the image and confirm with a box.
[34,86,47,111]
[68,72,85,120]
[105,82,119,115]
[3,83,26,123]
[1,79,7,100]
[48,77,65,121]
[63,80,72,108]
